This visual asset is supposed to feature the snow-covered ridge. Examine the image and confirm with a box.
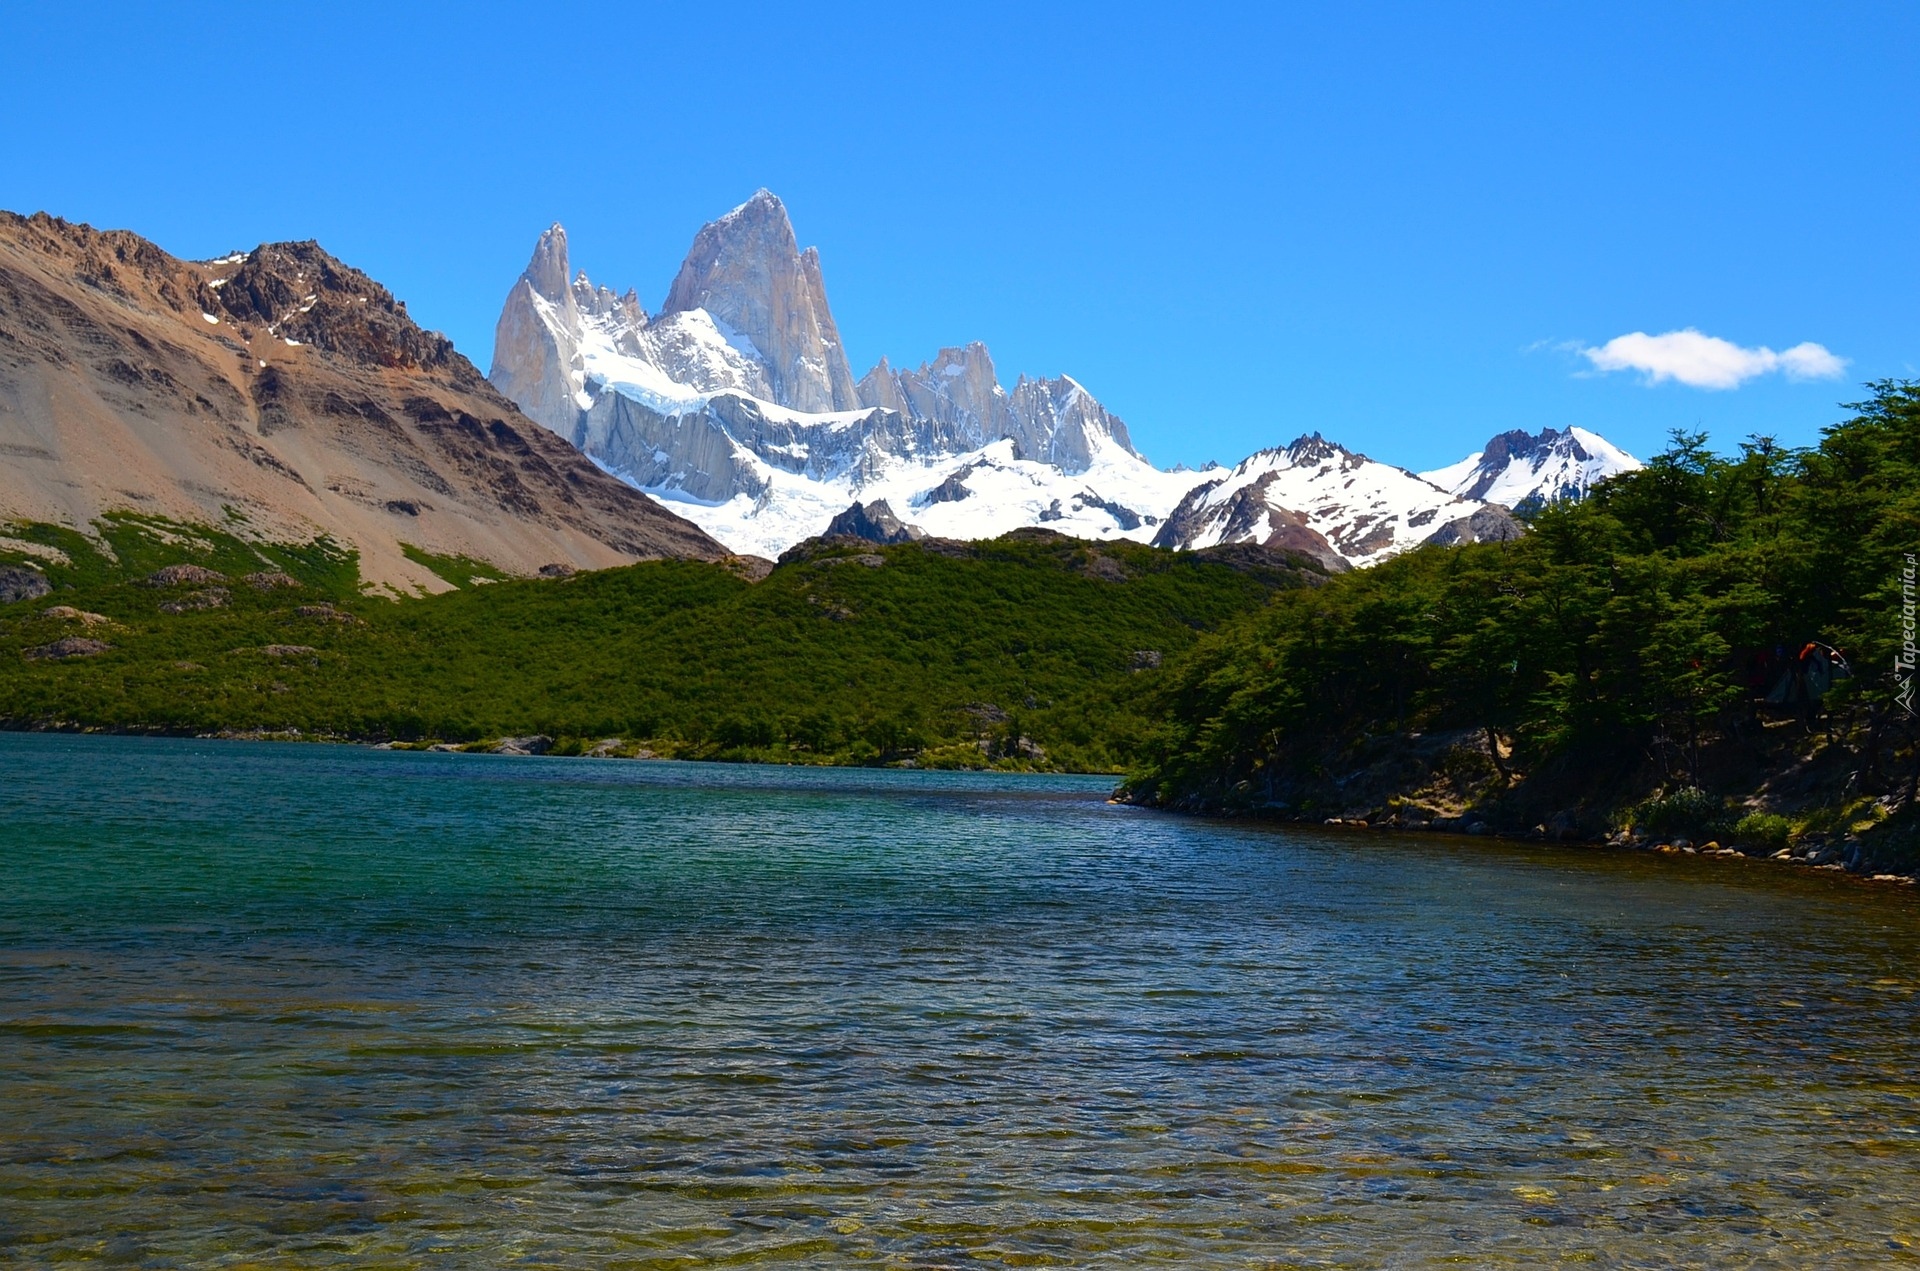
[1147,434,1524,568]
[1421,426,1641,509]
[488,195,1641,563]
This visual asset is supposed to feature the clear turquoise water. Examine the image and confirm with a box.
[2,734,1918,1268]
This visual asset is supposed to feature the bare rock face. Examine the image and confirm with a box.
[854,346,1143,476]
[855,342,1012,452]
[660,191,859,414]
[1006,374,1139,474]
[490,223,585,438]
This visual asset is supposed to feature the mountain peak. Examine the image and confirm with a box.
[520,223,571,303]
[211,239,463,376]
[659,190,857,413]
[1421,427,1639,507]
[724,188,786,222]
[820,499,925,546]
[1283,432,1346,465]
[480,193,1638,565]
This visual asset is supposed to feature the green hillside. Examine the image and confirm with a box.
[0,518,1317,772]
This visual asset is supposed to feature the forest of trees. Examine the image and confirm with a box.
[1125,381,1920,855]
[0,523,1312,773]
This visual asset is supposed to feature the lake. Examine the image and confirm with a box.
[2,733,1917,1267]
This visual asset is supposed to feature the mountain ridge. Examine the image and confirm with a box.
[489,192,1642,563]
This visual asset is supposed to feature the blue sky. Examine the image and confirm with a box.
[3,2,1914,470]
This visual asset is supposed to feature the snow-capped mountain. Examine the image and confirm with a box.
[1151,434,1519,569]
[489,192,1201,558]
[489,190,1638,564]
[1421,427,1640,511]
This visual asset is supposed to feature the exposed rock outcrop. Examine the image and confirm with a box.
[25,636,109,660]
[821,499,924,545]
[143,564,227,587]
[41,605,112,626]
[159,587,230,613]
[1421,505,1525,547]
[0,565,51,604]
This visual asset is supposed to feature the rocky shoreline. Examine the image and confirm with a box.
[1306,811,1918,886]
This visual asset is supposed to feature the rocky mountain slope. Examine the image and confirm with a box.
[490,191,1641,563]
[0,211,725,591]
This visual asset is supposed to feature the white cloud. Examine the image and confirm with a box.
[1580,328,1846,390]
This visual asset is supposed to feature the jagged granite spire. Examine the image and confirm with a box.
[522,222,572,302]
[856,342,1012,453]
[490,223,584,437]
[660,190,859,413]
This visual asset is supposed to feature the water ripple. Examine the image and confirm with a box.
[2,734,1918,1266]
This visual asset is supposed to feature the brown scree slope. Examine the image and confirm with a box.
[0,211,725,590]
